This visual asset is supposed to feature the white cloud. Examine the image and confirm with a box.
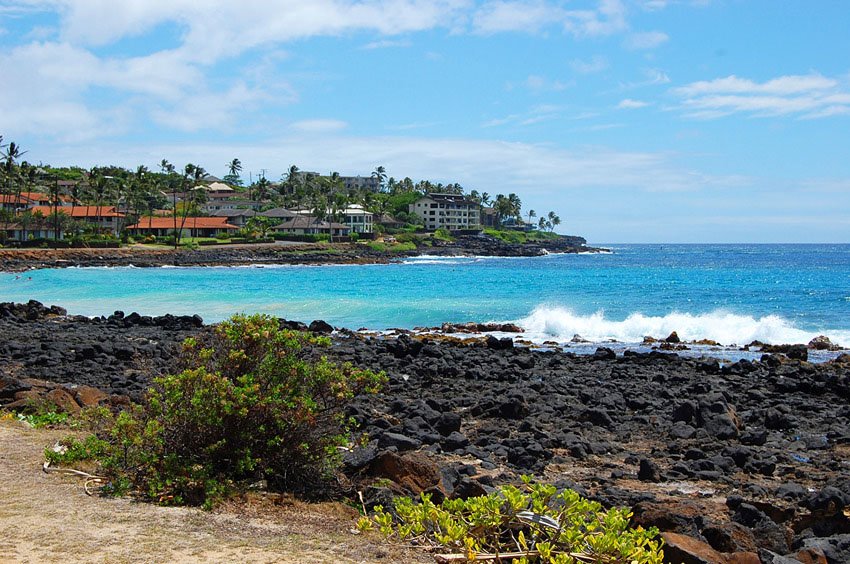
[40,134,739,197]
[290,119,349,133]
[361,39,413,50]
[472,0,559,34]
[472,0,628,37]
[524,75,570,92]
[569,55,608,74]
[483,104,562,127]
[624,30,668,50]
[672,73,850,119]
[617,98,649,109]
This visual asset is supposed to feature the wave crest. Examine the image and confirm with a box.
[515,306,849,347]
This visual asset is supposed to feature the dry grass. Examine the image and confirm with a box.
[0,419,429,563]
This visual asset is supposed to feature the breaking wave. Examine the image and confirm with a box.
[514,306,850,347]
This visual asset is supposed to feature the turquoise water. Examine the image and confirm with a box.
[1,244,849,347]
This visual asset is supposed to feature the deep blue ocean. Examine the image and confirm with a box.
[2,244,849,354]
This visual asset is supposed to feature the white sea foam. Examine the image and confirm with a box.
[513,306,850,347]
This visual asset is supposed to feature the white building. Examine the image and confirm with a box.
[409,193,481,231]
[290,204,374,233]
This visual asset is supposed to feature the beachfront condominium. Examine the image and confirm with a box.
[409,193,481,231]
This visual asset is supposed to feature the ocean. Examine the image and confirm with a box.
[2,244,849,357]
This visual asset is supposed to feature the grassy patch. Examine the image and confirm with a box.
[365,241,417,252]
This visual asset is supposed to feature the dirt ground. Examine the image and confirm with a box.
[0,420,429,564]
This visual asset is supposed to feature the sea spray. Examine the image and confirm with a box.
[514,306,850,347]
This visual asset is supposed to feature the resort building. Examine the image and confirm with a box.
[272,215,350,237]
[28,205,125,235]
[1,192,77,212]
[258,207,300,221]
[339,204,373,234]
[1,222,56,242]
[288,204,374,234]
[127,216,239,238]
[201,199,263,213]
[201,182,238,203]
[207,209,257,228]
[409,193,481,231]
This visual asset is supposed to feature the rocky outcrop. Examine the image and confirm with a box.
[3,302,850,561]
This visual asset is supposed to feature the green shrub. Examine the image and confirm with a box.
[484,229,527,244]
[45,434,110,465]
[366,241,417,252]
[360,477,663,564]
[84,314,385,507]
[433,228,454,241]
[15,409,69,428]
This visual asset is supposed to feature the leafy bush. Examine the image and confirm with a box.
[366,241,417,252]
[79,314,385,507]
[15,409,69,428]
[432,228,454,241]
[45,434,110,465]
[359,477,663,564]
[484,229,528,244]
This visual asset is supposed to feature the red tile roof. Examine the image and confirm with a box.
[28,205,124,218]
[127,217,238,230]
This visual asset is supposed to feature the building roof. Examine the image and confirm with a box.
[0,195,33,206]
[19,191,76,203]
[202,182,235,192]
[421,193,478,206]
[127,217,238,230]
[208,209,257,218]
[258,207,299,219]
[28,205,124,218]
[273,215,348,230]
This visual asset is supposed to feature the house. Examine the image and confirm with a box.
[1,222,55,242]
[28,205,125,235]
[208,209,257,227]
[409,193,481,231]
[258,207,300,220]
[0,195,34,212]
[202,182,237,202]
[126,216,239,238]
[19,191,77,207]
[480,207,499,228]
[201,199,263,213]
[376,214,405,230]
[272,215,350,236]
[338,204,373,234]
[288,204,374,233]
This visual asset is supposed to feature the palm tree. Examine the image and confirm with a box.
[526,209,536,226]
[2,142,27,238]
[371,166,387,192]
[547,211,561,232]
[480,192,492,207]
[281,165,301,200]
[174,164,207,247]
[228,158,242,177]
[507,193,522,221]
[254,177,271,201]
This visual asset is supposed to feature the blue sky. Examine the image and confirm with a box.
[1,0,848,243]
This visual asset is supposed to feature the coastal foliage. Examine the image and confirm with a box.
[46,314,386,507]
[358,477,663,564]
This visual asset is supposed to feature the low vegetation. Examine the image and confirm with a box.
[484,229,562,245]
[358,477,664,563]
[365,240,417,252]
[45,314,386,508]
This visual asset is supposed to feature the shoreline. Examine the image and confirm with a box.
[2,300,850,562]
[0,236,609,273]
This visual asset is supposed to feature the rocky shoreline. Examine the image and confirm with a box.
[2,301,849,563]
[0,235,605,272]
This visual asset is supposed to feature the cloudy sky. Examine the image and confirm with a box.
[1,0,848,243]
